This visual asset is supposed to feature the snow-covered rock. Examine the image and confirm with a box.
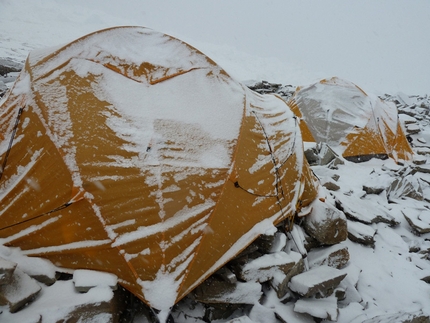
[308,244,350,269]
[302,198,348,245]
[0,257,16,285]
[73,269,118,293]
[0,268,41,313]
[294,294,339,321]
[289,265,347,298]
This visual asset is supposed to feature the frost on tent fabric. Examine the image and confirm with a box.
[287,77,413,163]
[0,26,318,314]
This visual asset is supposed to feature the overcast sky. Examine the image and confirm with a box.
[2,0,430,94]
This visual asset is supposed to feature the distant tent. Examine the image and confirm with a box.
[0,26,318,312]
[288,77,413,162]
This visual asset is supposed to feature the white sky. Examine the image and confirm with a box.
[1,0,430,94]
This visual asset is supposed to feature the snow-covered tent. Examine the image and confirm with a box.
[0,26,318,313]
[288,77,413,162]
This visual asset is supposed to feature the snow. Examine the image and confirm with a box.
[73,269,117,290]
[2,1,430,95]
[1,1,430,322]
[289,265,346,296]
[294,295,339,321]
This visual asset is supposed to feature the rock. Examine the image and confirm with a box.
[14,256,57,286]
[308,244,350,269]
[268,232,287,253]
[416,147,430,155]
[413,155,427,165]
[294,295,339,321]
[420,273,430,284]
[237,251,301,283]
[289,265,347,298]
[335,194,398,226]
[214,267,238,284]
[303,143,320,166]
[48,286,131,323]
[337,264,362,305]
[415,164,430,174]
[0,257,17,285]
[363,185,385,195]
[271,257,305,298]
[334,287,346,301]
[225,315,255,323]
[194,276,262,305]
[73,269,118,293]
[249,302,277,323]
[402,208,430,234]
[417,137,427,144]
[204,303,244,322]
[319,143,339,166]
[273,302,315,323]
[347,220,376,247]
[0,268,41,313]
[253,234,279,254]
[388,175,423,201]
[352,311,430,323]
[323,180,340,191]
[302,199,348,245]
[406,124,421,134]
[0,58,22,76]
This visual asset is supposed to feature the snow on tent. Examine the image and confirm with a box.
[288,77,413,162]
[0,26,318,313]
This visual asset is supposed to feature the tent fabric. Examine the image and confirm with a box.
[288,77,413,162]
[0,26,318,311]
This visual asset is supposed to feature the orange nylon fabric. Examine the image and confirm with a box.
[0,26,318,310]
[288,77,413,162]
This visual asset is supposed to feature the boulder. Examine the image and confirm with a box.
[308,244,350,269]
[302,199,348,245]
[289,265,347,298]
[47,286,131,323]
[415,164,430,174]
[204,303,244,322]
[406,124,421,134]
[273,302,315,323]
[323,180,340,191]
[319,143,339,166]
[413,155,427,165]
[388,175,423,201]
[268,232,287,253]
[237,251,301,283]
[0,268,41,313]
[347,220,376,247]
[362,184,385,195]
[214,267,238,284]
[225,315,255,323]
[14,256,57,286]
[271,256,305,298]
[303,143,320,166]
[73,269,118,293]
[249,302,278,323]
[193,276,262,305]
[0,257,17,285]
[351,311,430,323]
[294,295,339,321]
[402,208,430,234]
[335,193,398,226]
[337,264,362,305]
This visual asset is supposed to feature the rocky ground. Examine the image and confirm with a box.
[1,66,430,322]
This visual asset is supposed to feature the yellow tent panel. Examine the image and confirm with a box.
[0,27,317,311]
[288,77,413,162]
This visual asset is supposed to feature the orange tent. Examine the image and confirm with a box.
[288,77,413,162]
[0,27,317,312]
